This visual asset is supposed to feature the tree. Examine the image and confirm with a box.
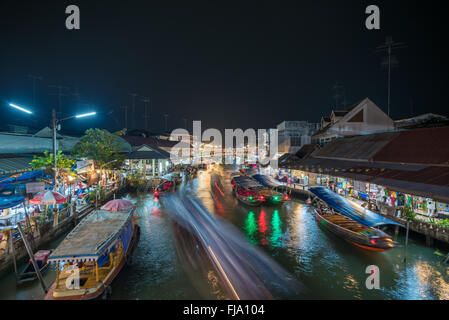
[30,151,77,179]
[72,128,124,169]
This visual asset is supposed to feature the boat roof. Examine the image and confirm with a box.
[252,174,282,189]
[48,210,132,263]
[309,187,402,227]
[233,176,263,189]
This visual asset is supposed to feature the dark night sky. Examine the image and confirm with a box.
[1,0,448,134]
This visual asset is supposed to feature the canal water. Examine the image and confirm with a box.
[1,166,448,300]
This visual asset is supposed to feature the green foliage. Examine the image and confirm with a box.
[438,219,449,229]
[30,151,76,176]
[113,128,127,136]
[72,128,124,169]
[403,206,416,221]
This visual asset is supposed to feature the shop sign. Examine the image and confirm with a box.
[25,182,45,194]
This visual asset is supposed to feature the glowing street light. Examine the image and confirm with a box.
[75,112,96,118]
[9,103,33,114]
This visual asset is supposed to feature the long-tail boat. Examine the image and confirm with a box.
[45,208,139,300]
[252,174,290,205]
[309,187,401,252]
[231,176,266,206]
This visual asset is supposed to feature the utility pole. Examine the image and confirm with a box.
[376,36,407,117]
[129,93,138,129]
[28,75,43,108]
[164,114,169,132]
[52,108,58,189]
[141,97,150,131]
[49,85,69,118]
[120,105,129,129]
[71,89,81,109]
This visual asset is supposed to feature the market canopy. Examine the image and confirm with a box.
[29,190,66,205]
[309,187,402,227]
[101,199,136,212]
[0,195,24,210]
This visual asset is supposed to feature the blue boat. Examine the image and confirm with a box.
[309,187,400,252]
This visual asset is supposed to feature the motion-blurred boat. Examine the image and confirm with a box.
[310,187,400,252]
[45,207,140,300]
[155,180,175,196]
[17,250,52,285]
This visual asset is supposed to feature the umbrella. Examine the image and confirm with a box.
[29,190,66,205]
[101,199,136,212]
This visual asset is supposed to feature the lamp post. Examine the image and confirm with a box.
[52,110,96,190]
[8,103,95,190]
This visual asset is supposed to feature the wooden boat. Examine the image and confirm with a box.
[309,186,400,252]
[17,250,52,284]
[258,189,290,205]
[234,187,265,206]
[45,209,140,300]
[313,201,394,252]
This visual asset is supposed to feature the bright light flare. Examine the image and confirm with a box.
[9,103,32,114]
[75,112,96,118]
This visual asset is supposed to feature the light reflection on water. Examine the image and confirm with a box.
[0,167,448,300]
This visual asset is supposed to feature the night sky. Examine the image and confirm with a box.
[1,0,448,134]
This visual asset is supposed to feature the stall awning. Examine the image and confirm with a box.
[0,157,33,175]
[0,196,24,210]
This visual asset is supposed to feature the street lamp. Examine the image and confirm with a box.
[52,110,96,190]
[7,103,96,189]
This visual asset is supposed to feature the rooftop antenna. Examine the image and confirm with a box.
[141,97,150,131]
[120,105,128,129]
[28,75,43,108]
[332,82,346,109]
[164,114,169,132]
[49,85,69,118]
[376,36,407,117]
[129,93,139,129]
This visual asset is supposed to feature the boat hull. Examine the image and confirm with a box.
[314,210,394,252]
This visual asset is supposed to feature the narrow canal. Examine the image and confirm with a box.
[1,166,448,300]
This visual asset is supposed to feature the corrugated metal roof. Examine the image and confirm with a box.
[0,157,33,175]
[373,126,449,165]
[313,132,399,161]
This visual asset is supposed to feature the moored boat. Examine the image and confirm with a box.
[45,208,139,300]
[17,250,52,285]
[309,187,400,252]
[231,176,266,206]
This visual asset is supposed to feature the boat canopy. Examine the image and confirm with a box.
[252,174,282,189]
[233,176,263,189]
[309,187,402,227]
[48,209,133,263]
[0,195,24,210]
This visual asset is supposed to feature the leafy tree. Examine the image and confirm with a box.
[72,128,124,169]
[30,151,77,178]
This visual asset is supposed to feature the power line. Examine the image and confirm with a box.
[376,36,407,117]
